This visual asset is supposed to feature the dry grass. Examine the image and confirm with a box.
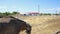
[13,15,60,34]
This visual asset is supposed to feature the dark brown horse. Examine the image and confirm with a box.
[0,16,31,34]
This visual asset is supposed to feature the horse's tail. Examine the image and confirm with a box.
[25,23,32,34]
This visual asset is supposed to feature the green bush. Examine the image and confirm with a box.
[0,11,20,16]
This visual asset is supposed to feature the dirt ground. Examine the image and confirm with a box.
[13,15,60,34]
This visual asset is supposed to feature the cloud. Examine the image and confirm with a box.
[0,6,7,9]
[40,8,60,14]
[0,6,60,14]
[0,6,18,12]
[0,6,7,12]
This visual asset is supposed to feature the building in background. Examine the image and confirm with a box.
[28,12,40,16]
[22,12,40,16]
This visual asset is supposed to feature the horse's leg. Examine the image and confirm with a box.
[26,24,32,34]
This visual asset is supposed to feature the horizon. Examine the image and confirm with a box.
[0,0,60,14]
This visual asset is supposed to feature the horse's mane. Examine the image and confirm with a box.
[0,16,25,23]
[0,16,16,23]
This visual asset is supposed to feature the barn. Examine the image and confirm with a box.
[28,12,40,16]
[22,12,40,16]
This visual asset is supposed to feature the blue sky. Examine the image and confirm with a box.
[0,0,60,14]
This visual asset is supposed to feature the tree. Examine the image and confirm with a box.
[12,11,20,14]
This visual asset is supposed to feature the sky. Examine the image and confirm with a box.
[0,0,60,14]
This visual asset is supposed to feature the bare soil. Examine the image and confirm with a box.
[13,15,60,34]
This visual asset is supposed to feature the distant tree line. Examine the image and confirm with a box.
[0,11,60,16]
[40,13,51,15]
[40,13,60,16]
[0,12,20,16]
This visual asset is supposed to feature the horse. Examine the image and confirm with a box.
[0,16,32,34]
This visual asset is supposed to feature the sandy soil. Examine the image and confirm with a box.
[13,15,60,34]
